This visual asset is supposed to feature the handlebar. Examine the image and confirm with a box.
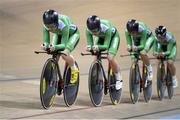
[120,53,168,61]
[81,51,108,56]
[34,50,67,56]
[81,51,108,60]
[120,52,140,57]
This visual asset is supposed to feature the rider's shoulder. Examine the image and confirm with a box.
[138,21,146,32]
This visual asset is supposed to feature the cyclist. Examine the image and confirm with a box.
[153,25,178,88]
[125,19,155,82]
[85,15,123,90]
[41,9,80,94]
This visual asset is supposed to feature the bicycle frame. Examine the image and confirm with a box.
[121,52,146,90]
[35,50,66,87]
[81,51,109,92]
[132,53,145,92]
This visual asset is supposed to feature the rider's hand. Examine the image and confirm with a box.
[86,45,92,52]
[41,43,47,51]
[153,52,158,58]
[127,45,131,52]
[50,44,55,52]
[158,52,165,58]
[133,46,138,52]
[92,45,99,52]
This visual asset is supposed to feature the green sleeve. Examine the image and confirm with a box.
[52,34,65,50]
[62,26,71,51]
[164,41,174,56]
[43,27,50,47]
[94,36,99,45]
[98,29,112,50]
[86,29,93,47]
[153,39,158,55]
[125,30,132,48]
[138,30,146,50]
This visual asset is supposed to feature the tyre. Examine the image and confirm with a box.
[88,61,104,107]
[129,63,140,104]
[156,63,166,100]
[40,58,58,109]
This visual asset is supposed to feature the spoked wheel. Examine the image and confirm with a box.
[167,69,174,99]
[63,62,80,107]
[40,58,58,109]
[143,66,152,103]
[129,63,140,104]
[108,68,122,105]
[157,63,166,100]
[89,61,104,107]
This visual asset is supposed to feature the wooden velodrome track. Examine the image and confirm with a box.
[0,0,180,119]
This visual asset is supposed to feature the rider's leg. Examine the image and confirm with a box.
[167,60,176,76]
[107,54,123,90]
[61,30,80,84]
[167,46,178,88]
[141,35,154,81]
[108,32,122,90]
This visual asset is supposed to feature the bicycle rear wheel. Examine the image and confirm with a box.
[40,58,58,109]
[63,62,79,107]
[89,61,104,107]
[167,69,174,99]
[129,63,140,104]
[143,66,152,103]
[157,63,166,100]
[108,68,122,105]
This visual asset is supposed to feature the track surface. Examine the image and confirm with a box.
[0,0,180,119]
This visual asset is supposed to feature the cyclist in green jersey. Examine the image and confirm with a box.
[153,25,178,88]
[125,19,155,82]
[41,9,80,87]
[85,15,123,90]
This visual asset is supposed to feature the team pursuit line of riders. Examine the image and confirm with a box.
[37,9,178,107]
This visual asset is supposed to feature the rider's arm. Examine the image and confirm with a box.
[43,26,50,47]
[164,40,175,56]
[52,34,65,50]
[98,29,112,50]
[86,29,93,47]
[125,29,132,48]
[62,25,72,52]
[138,30,146,51]
[153,39,158,55]
[94,36,99,45]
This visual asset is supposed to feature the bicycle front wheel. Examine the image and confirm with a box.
[89,61,104,107]
[157,63,166,100]
[40,58,58,109]
[129,63,140,104]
